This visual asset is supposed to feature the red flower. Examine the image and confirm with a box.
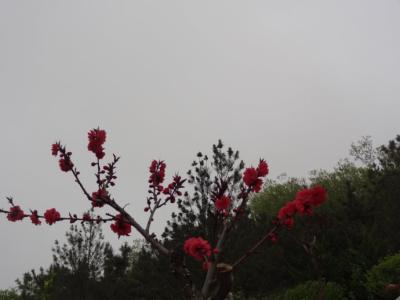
[243,168,263,192]
[277,186,328,228]
[243,159,269,192]
[253,178,263,192]
[308,185,327,206]
[243,168,257,186]
[149,160,158,173]
[148,160,166,187]
[82,213,91,222]
[51,143,60,156]
[294,198,313,215]
[88,128,106,159]
[7,206,25,222]
[283,217,294,229]
[110,214,131,237]
[277,200,299,228]
[30,210,41,225]
[183,237,212,261]
[44,208,61,225]
[257,159,269,177]
[215,195,231,211]
[162,175,185,203]
[91,188,108,207]
[88,128,106,145]
[294,186,327,215]
[59,158,73,172]
[278,201,297,220]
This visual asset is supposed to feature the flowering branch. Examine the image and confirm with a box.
[106,195,169,255]
[144,160,185,234]
[232,185,327,269]
[0,202,114,225]
[3,129,328,299]
[199,160,269,296]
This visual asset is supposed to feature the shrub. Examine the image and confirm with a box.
[365,253,400,299]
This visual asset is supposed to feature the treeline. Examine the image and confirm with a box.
[2,135,400,300]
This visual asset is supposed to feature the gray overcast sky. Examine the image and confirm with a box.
[0,0,399,289]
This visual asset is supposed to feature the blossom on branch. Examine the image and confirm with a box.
[51,142,74,172]
[110,214,131,237]
[257,159,269,176]
[30,210,41,225]
[88,128,106,159]
[277,200,297,220]
[162,175,185,204]
[295,185,327,212]
[59,158,73,172]
[277,186,327,229]
[51,143,60,156]
[91,188,108,208]
[44,208,61,225]
[243,159,269,192]
[82,213,91,222]
[183,237,212,261]
[148,160,166,188]
[215,195,231,211]
[7,206,24,222]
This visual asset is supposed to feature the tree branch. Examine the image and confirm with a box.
[232,225,279,269]
[201,223,229,297]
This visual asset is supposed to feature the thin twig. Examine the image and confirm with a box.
[232,225,279,269]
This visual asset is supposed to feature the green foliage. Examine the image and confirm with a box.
[52,222,107,280]
[163,140,245,242]
[0,289,21,300]
[350,135,377,166]
[235,281,347,300]
[161,140,246,291]
[278,281,347,300]
[246,134,400,299]
[365,253,400,299]
[16,268,52,300]
[16,222,109,300]
[377,135,400,171]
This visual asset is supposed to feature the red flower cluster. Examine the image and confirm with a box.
[51,143,60,156]
[110,214,131,237]
[183,237,212,261]
[30,210,41,225]
[215,195,231,211]
[59,158,73,172]
[88,128,106,159]
[91,188,108,208]
[7,206,25,222]
[44,208,61,225]
[243,159,269,192]
[52,143,74,172]
[162,175,185,203]
[278,186,327,229]
[295,185,327,213]
[148,160,166,188]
